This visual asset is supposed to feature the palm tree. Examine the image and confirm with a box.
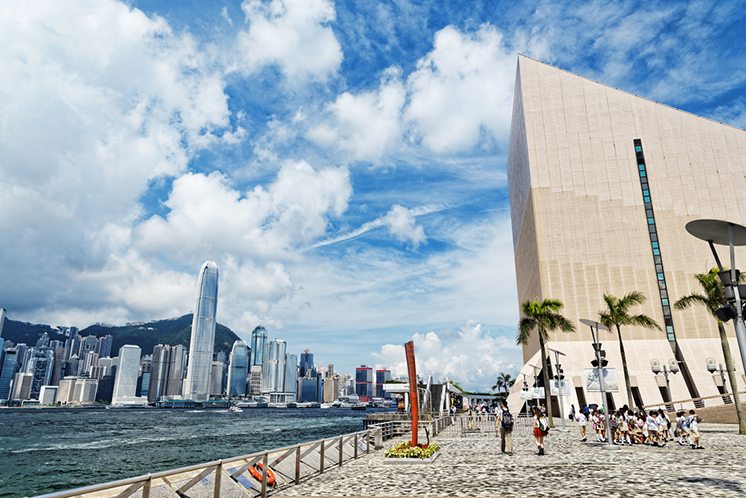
[517,298,576,427]
[492,372,515,398]
[675,268,745,435]
[598,291,661,409]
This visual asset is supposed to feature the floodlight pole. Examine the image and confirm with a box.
[728,225,746,375]
[582,319,618,450]
[548,348,567,428]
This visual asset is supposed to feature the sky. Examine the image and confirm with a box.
[2,0,746,390]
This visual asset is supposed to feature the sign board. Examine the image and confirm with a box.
[585,368,618,392]
[550,379,572,396]
[520,387,545,400]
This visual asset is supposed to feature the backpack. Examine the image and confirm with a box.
[538,417,549,433]
[501,411,514,430]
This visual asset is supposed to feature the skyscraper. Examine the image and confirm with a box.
[299,349,315,378]
[284,353,298,396]
[355,365,373,402]
[11,372,33,400]
[0,348,18,400]
[28,348,54,399]
[375,368,391,398]
[112,345,146,405]
[97,335,113,358]
[184,261,219,401]
[227,340,249,397]
[261,339,286,393]
[250,326,267,366]
[0,307,6,338]
[506,55,746,413]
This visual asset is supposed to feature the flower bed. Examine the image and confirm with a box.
[384,442,440,459]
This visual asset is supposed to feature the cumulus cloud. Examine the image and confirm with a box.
[0,0,236,320]
[308,67,406,162]
[136,160,351,263]
[372,321,519,391]
[405,25,516,153]
[236,0,343,80]
[305,24,516,161]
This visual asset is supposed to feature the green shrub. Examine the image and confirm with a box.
[384,442,440,459]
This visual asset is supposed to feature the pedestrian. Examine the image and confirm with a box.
[577,408,587,442]
[569,404,576,421]
[532,406,548,455]
[689,409,703,449]
[499,401,514,455]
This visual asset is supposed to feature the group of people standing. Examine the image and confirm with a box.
[575,405,704,449]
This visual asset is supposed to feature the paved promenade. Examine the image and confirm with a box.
[276,420,746,497]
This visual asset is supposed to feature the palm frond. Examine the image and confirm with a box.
[629,314,662,330]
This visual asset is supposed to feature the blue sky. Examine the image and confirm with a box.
[2,0,746,389]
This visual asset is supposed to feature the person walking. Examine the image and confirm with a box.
[532,406,548,455]
[577,407,588,441]
[499,401,514,455]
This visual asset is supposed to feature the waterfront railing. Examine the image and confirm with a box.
[36,415,454,498]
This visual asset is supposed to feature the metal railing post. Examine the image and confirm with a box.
[338,436,343,466]
[261,452,268,498]
[353,433,358,459]
[213,461,222,498]
[366,431,370,453]
[320,439,325,473]
[142,475,151,498]
[295,445,301,484]
[375,427,382,449]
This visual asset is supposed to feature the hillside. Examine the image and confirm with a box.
[1,314,242,357]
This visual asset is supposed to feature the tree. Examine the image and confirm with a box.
[517,298,575,427]
[598,291,661,409]
[492,372,515,398]
[675,268,746,435]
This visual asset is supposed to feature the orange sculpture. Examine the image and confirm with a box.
[405,340,418,446]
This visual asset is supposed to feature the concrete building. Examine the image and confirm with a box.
[284,353,298,396]
[248,365,262,396]
[39,385,57,405]
[184,261,219,401]
[112,345,147,406]
[250,326,267,367]
[11,372,33,400]
[355,366,373,402]
[72,378,98,404]
[375,369,391,399]
[506,55,746,414]
[210,361,225,396]
[261,339,287,393]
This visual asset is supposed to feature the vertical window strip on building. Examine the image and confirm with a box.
[634,139,675,342]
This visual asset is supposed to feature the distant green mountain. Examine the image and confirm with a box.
[1,314,242,357]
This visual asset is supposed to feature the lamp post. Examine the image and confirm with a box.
[651,359,679,411]
[548,347,567,428]
[706,358,731,404]
[580,319,618,450]
[685,219,746,377]
[522,373,530,420]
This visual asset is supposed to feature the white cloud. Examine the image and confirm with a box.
[405,25,516,153]
[308,67,406,162]
[372,321,520,391]
[305,24,517,161]
[236,0,342,80]
[0,0,236,320]
[381,205,426,247]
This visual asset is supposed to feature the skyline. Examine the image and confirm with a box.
[2,1,746,390]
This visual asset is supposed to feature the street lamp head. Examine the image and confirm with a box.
[650,359,662,374]
[685,219,746,246]
[705,357,717,373]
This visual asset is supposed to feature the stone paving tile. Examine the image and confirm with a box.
[275,423,746,497]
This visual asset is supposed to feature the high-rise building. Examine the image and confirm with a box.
[36,332,50,348]
[165,345,187,396]
[28,348,54,399]
[261,339,286,393]
[72,378,98,404]
[284,353,298,396]
[0,307,6,337]
[80,351,99,377]
[506,55,746,413]
[248,365,262,396]
[0,348,18,400]
[250,326,267,367]
[51,345,66,385]
[355,366,373,402]
[375,369,391,398]
[11,372,33,400]
[227,340,249,397]
[97,335,113,358]
[299,349,315,378]
[210,361,225,396]
[184,261,219,401]
[112,345,146,405]
[137,355,152,398]
[78,335,99,368]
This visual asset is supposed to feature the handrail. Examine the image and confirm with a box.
[36,415,453,498]
[642,390,746,411]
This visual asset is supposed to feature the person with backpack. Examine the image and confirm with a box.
[532,406,549,455]
[499,400,513,455]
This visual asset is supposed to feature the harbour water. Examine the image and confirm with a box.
[0,407,386,497]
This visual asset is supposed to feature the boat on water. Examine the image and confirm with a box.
[228,405,243,413]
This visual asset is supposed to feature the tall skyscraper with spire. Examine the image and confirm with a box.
[184,261,219,401]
